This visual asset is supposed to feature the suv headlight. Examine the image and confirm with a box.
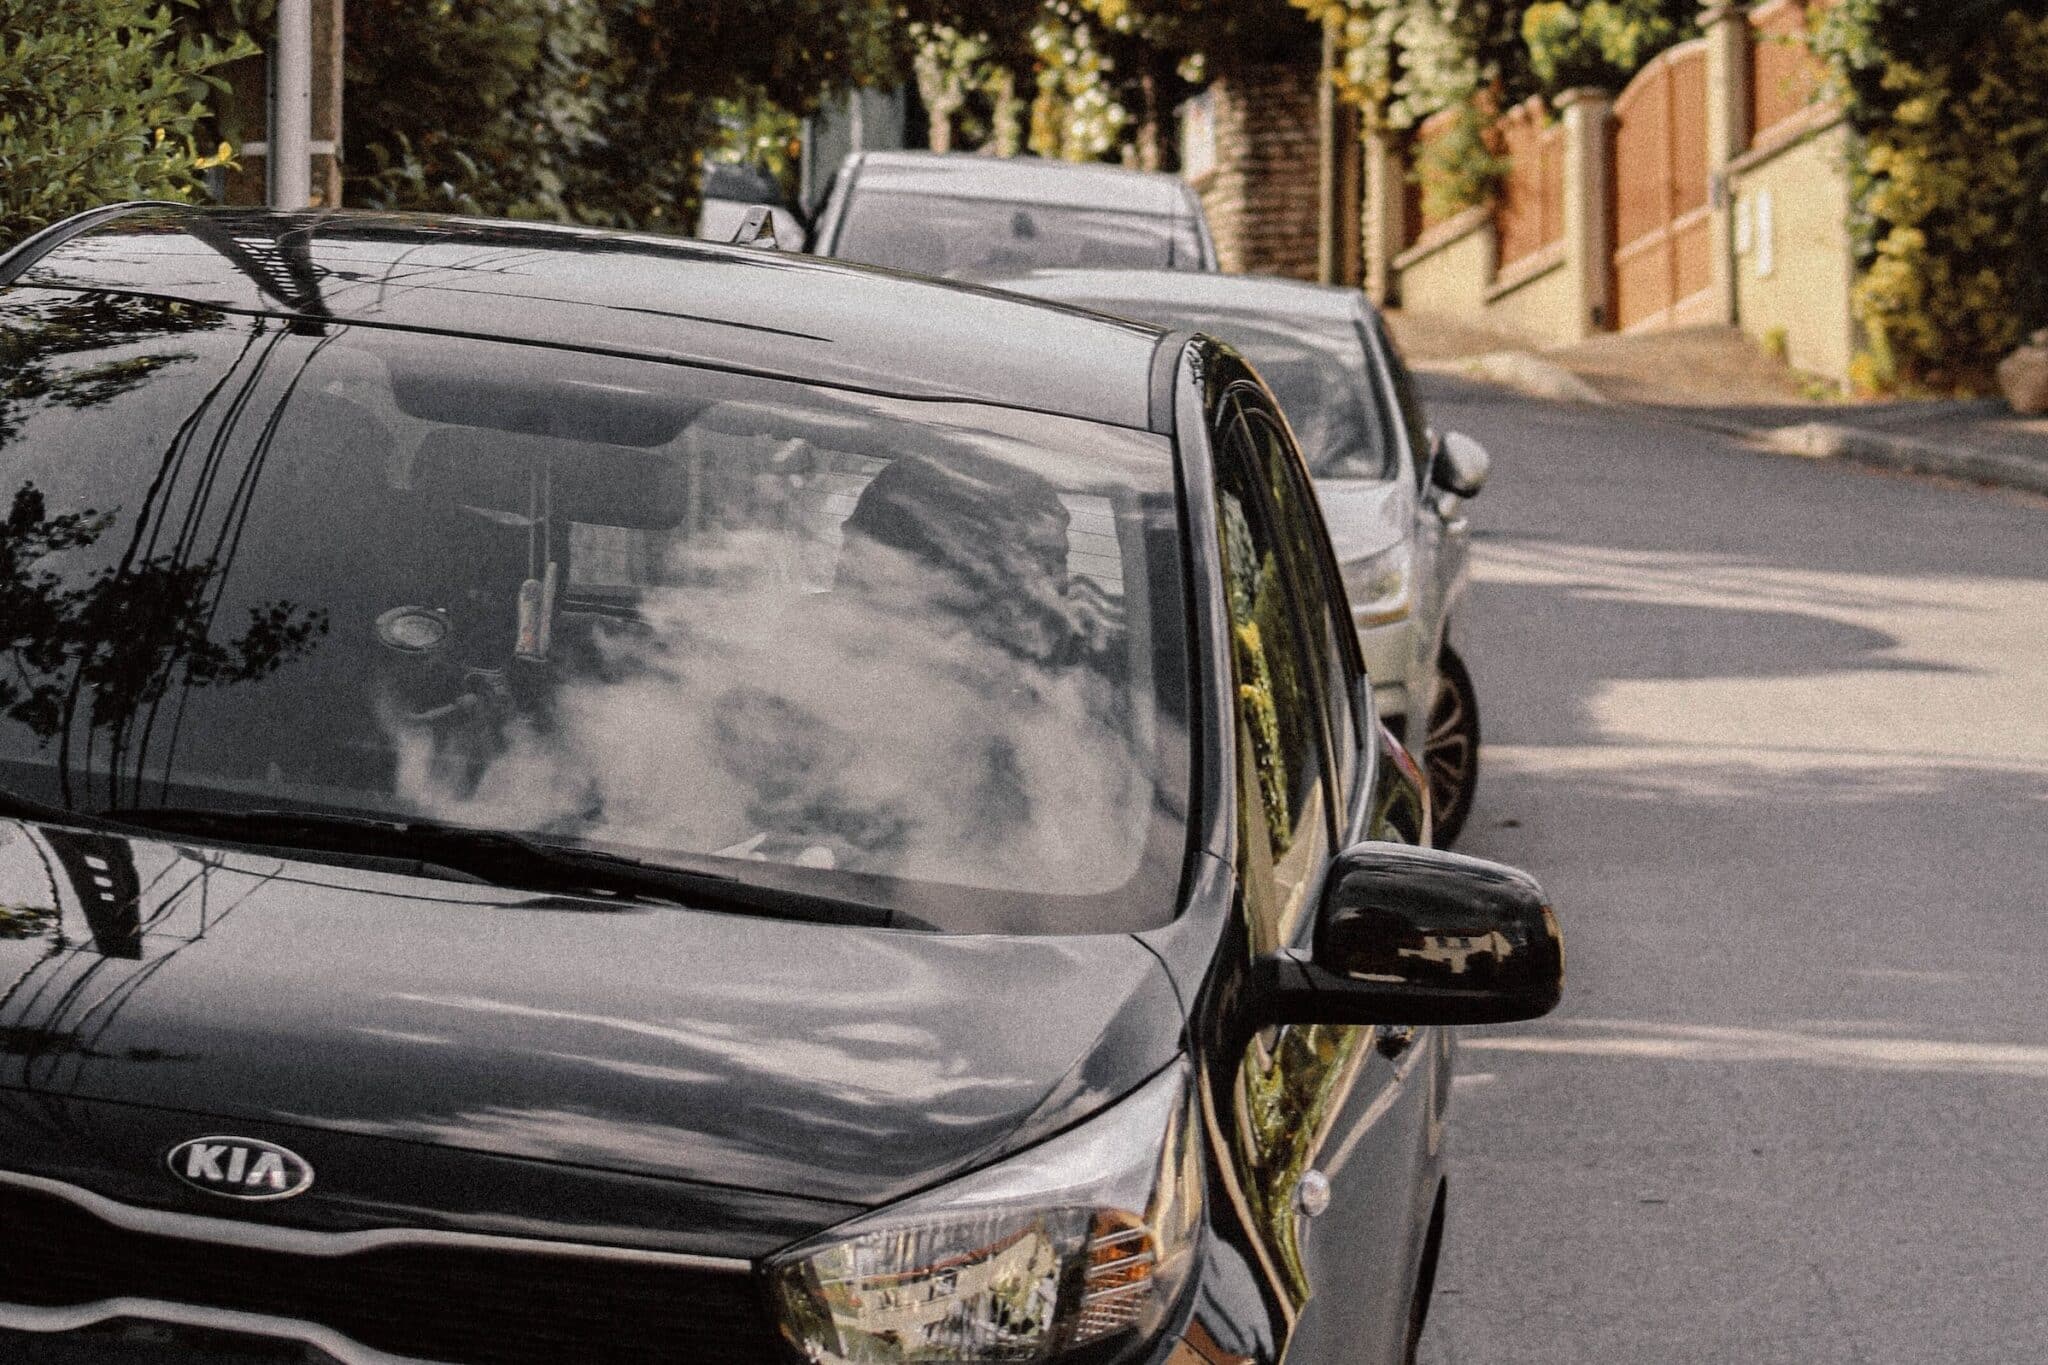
[768,1060,1202,1364]
[1342,542,1413,627]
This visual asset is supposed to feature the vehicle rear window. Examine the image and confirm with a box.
[1135,307,1397,482]
[0,288,1192,934]
[833,191,1205,276]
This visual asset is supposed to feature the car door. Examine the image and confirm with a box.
[1212,385,1439,1363]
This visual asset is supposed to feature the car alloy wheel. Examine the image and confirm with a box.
[1424,646,1480,847]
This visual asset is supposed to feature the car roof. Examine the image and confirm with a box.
[3,204,1172,432]
[980,267,1371,327]
[844,152,1196,216]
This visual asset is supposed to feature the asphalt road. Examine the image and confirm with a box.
[1411,376,2048,1365]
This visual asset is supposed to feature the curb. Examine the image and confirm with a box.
[1416,351,1611,406]
[1755,421,2048,498]
[1416,349,2048,498]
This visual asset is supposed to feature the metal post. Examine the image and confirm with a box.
[268,0,312,209]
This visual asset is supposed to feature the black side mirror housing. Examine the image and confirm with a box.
[1256,843,1562,1027]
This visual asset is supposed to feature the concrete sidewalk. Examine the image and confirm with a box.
[1385,314,2048,498]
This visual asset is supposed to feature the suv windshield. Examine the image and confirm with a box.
[834,192,1205,276]
[0,290,1191,934]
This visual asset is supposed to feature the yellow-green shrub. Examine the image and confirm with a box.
[0,0,255,248]
[1819,2,2048,391]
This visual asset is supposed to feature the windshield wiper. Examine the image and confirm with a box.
[97,806,896,928]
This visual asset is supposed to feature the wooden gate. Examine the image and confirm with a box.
[1610,40,1713,331]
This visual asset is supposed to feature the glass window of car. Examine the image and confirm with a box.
[1238,402,1360,796]
[1371,314,1434,488]
[1211,399,1333,952]
[832,192,1205,276]
[0,289,1191,935]
[1153,306,1399,483]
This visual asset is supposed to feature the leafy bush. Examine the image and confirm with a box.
[1521,0,1690,93]
[1414,105,1510,225]
[1819,0,2048,391]
[0,0,255,247]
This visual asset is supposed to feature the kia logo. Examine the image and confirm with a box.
[166,1137,314,1201]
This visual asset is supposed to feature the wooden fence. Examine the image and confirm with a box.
[1375,1,1851,372]
[1750,0,1830,144]
[1612,39,1713,330]
[1492,96,1566,271]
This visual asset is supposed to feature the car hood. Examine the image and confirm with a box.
[0,820,1185,1220]
[1312,476,1414,565]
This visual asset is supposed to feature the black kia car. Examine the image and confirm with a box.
[0,206,1561,1365]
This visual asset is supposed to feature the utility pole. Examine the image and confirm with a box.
[268,0,313,208]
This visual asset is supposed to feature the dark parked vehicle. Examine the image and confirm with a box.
[811,150,1218,276]
[0,205,1560,1365]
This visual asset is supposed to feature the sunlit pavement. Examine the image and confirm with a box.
[1410,378,2048,1364]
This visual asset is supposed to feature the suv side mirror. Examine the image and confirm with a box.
[1429,430,1490,499]
[1256,843,1562,1027]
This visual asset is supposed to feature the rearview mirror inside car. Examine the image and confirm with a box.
[1430,430,1491,498]
[1255,843,1562,1027]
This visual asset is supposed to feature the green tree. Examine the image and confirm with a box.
[343,0,914,230]
[0,0,256,247]
[1818,0,2048,391]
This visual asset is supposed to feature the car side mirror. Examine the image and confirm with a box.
[1255,843,1562,1027]
[1429,430,1490,499]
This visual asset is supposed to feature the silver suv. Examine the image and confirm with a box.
[811,150,1218,277]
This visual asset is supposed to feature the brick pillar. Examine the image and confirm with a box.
[1702,2,1753,325]
[1557,87,1616,336]
[1362,129,1406,306]
[1189,63,1324,278]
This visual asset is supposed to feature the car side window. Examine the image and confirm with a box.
[1372,315,1434,488]
[1238,401,1361,799]
[1212,400,1334,953]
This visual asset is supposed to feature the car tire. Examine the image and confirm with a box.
[1424,647,1480,848]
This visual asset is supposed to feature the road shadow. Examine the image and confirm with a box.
[1465,576,1965,750]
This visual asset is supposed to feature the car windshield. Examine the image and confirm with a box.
[834,191,1205,276]
[0,289,1191,934]
[1091,302,1397,481]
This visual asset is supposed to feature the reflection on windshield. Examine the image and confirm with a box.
[0,291,1189,933]
[835,192,1204,277]
[0,293,329,807]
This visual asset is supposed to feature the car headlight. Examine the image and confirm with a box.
[768,1060,1203,1364]
[1342,542,1413,627]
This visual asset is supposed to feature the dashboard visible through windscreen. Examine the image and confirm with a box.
[0,293,1192,933]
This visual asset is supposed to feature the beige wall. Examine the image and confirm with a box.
[1395,216,1493,318]
[1393,218,1583,351]
[1731,122,1856,382]
[1484,257,1581,348]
